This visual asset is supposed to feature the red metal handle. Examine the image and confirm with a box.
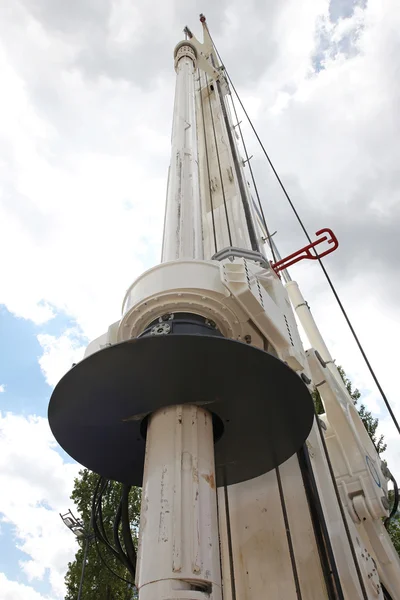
[271,228,339,274]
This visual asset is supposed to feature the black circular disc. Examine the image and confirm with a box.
[48,335,314,487]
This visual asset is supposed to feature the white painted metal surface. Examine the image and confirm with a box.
[118,259,263,347]
[162,42,203,262]
[305,424,380,599]
[361,516,400,599]
[118,255,308,366]
[218,451,330,600]
[221,259,306,369]
[136,405,222,600]
[195,68,255,258]
[286,280,349,391]
[307,349,389,522]
[307,348,400,597]
[286,281,334,364]
[217,419,388,599]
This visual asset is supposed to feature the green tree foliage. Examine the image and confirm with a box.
[386,490,400,555]
[64,469,141,600]
[312,388,324,416]
[312,365,386,454]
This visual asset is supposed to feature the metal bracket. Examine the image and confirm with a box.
[181,28,220,81]
[212,246,270,269]
[271,228,339,274]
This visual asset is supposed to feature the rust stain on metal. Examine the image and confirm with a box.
[158,466,169,543]
[201,472,215,489]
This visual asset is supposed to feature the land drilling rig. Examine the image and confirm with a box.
[49,15,400,600]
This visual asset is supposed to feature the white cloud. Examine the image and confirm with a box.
[0,573,50,600]
[0,384,5,393]
[0,412,80,599]
[37,329,86,388]
[0,3,167,339]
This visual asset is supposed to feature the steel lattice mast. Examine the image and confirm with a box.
[49,15,400,600]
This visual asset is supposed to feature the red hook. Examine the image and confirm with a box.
[271,228,339,274]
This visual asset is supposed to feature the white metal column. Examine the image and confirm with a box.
[136,405,222,599]
[286,280,348,391]
[162,43,203,262]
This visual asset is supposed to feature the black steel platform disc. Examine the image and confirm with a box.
[48,335,314,487]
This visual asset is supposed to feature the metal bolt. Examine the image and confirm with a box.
[161,313,173,322]
[244,335,252,344]
[151,323,171,336]
[205,319,217,329]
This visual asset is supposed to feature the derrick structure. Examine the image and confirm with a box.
[49,15,400,600]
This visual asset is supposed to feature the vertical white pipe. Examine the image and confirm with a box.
[286,281,333,364]
[162,43,203,262]
[137,405,222,600]
[286,280,347,390]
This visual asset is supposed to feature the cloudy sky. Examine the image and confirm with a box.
[0,0,399,598]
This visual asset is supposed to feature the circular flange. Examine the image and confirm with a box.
[173,40,198,60]
[48,335,314,487]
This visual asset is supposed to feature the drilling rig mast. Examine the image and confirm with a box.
[49,15,400,600]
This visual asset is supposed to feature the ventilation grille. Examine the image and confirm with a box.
[244,260,251,290]
[256,277,264,307]
[284,315,294,346]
